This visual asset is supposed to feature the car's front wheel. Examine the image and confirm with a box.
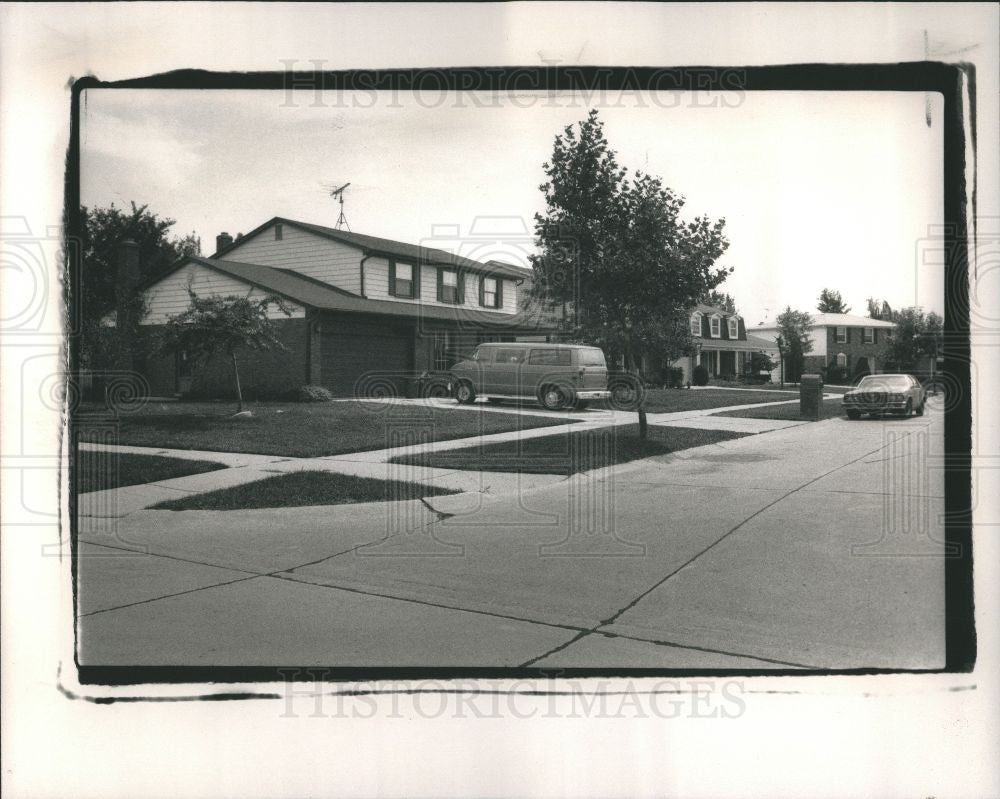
[900,399,913,418]
[539,385,570,411]
[915,400,925,416]
[454,381,476,404]
[846,409,861,420]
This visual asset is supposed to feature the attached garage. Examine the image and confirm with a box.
[320,317,414,397]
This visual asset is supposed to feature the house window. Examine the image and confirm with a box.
[864,327,874,344]
[690,314,701,336]
[481,276,502,308]
[727,317,738,339]
[438,268,461,304]
[836,326,847,344]
[390,261,416,299]
[274,223,283,241]
[709,315,721,338]
[836,352,847,367]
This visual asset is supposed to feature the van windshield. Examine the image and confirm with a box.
[578,348,607,366]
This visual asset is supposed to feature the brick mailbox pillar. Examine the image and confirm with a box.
[799,373,824,420]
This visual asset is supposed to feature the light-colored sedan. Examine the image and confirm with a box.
[842,373,926,419]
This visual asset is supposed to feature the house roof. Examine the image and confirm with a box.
[691,303,738,317]
[745,333,777,349]
[215,217,532,280]
[154,256,551,329]
[754,313,895,330]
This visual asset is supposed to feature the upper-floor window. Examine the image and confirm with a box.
[437,268,462,304]
[480,276,502,308]
[864,327,875,344]
[390,260,416,299]
[690,314,701,336]
[709,315,722,338]
[836,326,847,344]
[274,223,283,241]
[727,317,739,339]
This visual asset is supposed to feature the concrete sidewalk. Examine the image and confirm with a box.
[77,407,945,670]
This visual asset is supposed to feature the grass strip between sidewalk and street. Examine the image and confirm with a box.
[391,424,751,475]
[150,470,461,511]
[76,452,228,493]
[711,397,846,422]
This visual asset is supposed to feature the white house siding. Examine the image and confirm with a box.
[220,224,363,294]
[141,262,305,325]
[753,325,826,357]
[362,257,518,314]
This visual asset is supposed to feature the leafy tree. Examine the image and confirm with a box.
[156,291,291,412]
[700,290,737,313]
[817,288,851,314]
[775,307,814,382]
[750,350,775,374]
[80,202,200,368]
[880,308,943,370]
[530,109,732,436]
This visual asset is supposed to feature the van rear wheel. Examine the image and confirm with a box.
[539,385,569,411]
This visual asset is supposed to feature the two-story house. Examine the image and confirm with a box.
[752,312,896,382]
[135,217,554,398]
[670,304,776,384]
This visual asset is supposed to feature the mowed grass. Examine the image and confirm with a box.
[76,452,227,493]
[712,397,846,421]
[78,401,572,458]
[151,470,460,511]
[392,424,750,475]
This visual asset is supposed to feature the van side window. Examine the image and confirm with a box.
[528,349,571,366]
[495,348,526,364]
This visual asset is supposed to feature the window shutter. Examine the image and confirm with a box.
[457,270,465,304]
[436,268,443,302]
[496,279,504,309]
[389,260,397,296]
[478,275,485,306]
[413,263,420,298]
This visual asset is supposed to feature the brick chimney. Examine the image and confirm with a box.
[216,231,234,254]
[115,239,141,301]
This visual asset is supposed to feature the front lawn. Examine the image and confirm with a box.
[77,401,571,458]
[150,470,460,511]
[391,424,750,475]
[608,388,799,414]
[76,452,227,493]
[712,397,846,421]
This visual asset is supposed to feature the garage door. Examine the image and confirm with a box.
[321,322,413,398]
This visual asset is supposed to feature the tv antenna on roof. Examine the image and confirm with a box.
[324,182,352,231]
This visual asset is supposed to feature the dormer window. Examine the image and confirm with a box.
[690,313,701,336]
[727,316,739,339]
[709,314,722,338]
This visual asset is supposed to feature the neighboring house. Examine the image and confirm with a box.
[752,312,896,381]
[669,304,772,384]
[135,217,554,398]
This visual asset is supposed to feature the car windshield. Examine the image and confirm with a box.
[578,348,606,366]
[858,376,910,390]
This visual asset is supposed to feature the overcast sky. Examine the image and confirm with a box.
[81,87,944,325]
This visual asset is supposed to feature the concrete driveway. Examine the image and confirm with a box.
[77,404,946,671]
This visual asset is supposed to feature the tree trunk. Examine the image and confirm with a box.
[231,351,244,412]
[625,347,648,440]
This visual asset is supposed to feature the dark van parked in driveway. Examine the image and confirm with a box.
[449,343,611,410]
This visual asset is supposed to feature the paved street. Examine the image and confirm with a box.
[77,402,945,671]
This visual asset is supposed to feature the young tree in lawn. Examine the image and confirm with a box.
[530,109,732,438]
[157,290,292,412]
[817,288,851,314]
[775,307,814,383]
